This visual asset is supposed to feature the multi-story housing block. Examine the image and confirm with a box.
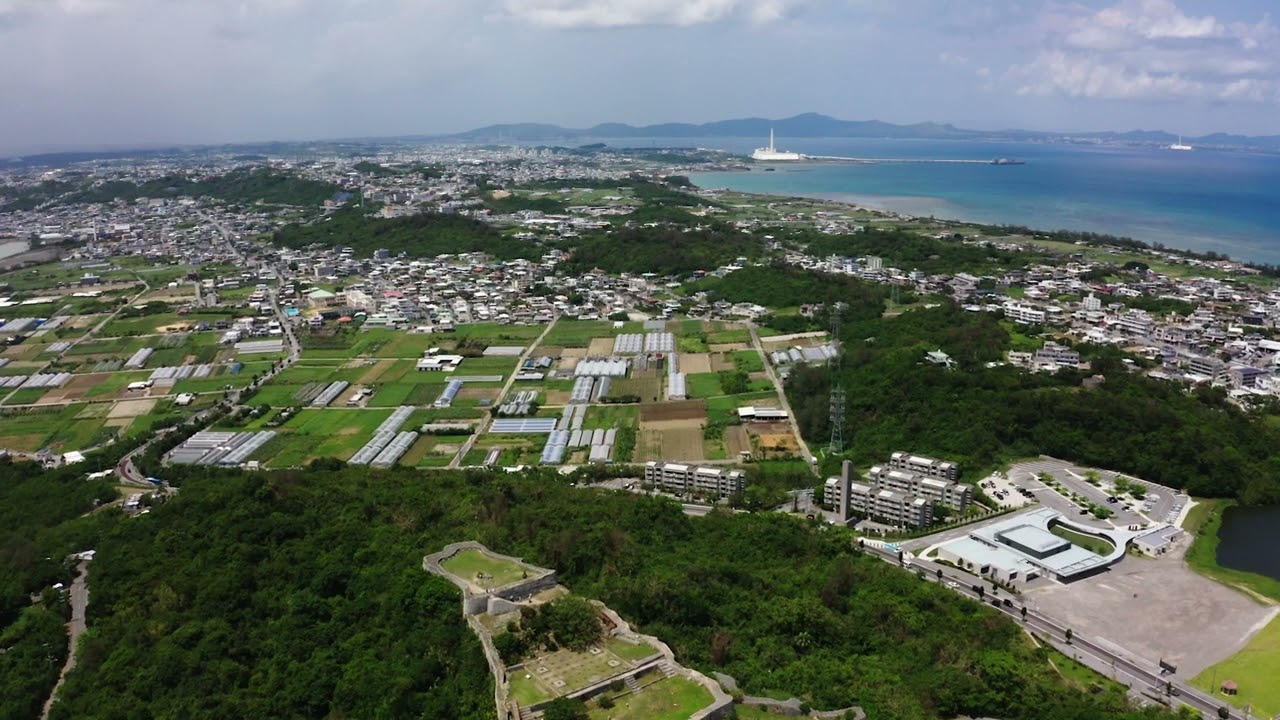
[644,461,745,500]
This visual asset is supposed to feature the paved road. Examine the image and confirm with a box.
[449,315,559,468]
[41,559,90,720]
[747,322,817,474]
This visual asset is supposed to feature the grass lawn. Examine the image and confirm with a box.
[732,706,780,719]
[1049,525,1114,556]
[441,548,529,588]
[508,673,552,706]
[605,638,657,662]
[1191,615,1280,717]
[1041,644,1126,695]
[1184,499,1280,603]
[586,676,714,720]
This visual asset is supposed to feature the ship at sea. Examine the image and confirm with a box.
[991,157,1025,165]
[752,129,805,162]
[1170,135,1193,151]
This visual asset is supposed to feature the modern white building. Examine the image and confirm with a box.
[1004,302,1046,325]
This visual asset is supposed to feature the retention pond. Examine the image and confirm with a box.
[1216,505,1280,581]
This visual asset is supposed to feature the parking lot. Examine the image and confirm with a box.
[977,472,1037,510]
[1024,543,1279,678]
[1006,457,1187,529]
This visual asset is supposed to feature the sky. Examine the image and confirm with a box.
[1,0,1279,154]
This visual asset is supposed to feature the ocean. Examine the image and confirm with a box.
[637,137,1280,266]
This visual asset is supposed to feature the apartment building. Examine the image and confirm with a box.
[644,461,745,500]
[887,451,958,482]
[1004,302,1047,325]
[868,466,973,513]
[1185,354,1226,379]
[1033,342,1081,367]
[823,460,933,529]
[1115,310,1154,336]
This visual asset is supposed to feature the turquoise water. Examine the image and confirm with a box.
[669,137,1280,265]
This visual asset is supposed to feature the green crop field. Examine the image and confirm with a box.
[733,350,765,373]
[1,387,51,406]
[85,372,153,398]
[1192,615,1280,717]
[0,404,90,452]
[705,391,776,422]
[708,329,751,344]
[540,321,623,347]
[280,407,393,437]
[368,383,415,407]
[582,405,638,430]
[451,323,545,343]
[686,372,723,399]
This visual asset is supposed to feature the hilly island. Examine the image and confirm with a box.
[2,137,1280,720]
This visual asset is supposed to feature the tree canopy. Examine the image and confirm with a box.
[25,463,1186,720]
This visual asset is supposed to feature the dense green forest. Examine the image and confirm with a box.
[559,225,764,276]
[796,228,1043,275]
[785,301,1280,504]
[29,464,1181,720]
[691,264,888,317]
[1,169,343,211]
[271,206,542,260]
[0,460,119,719]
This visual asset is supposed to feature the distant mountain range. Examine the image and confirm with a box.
[443,112,1280,151]
[6,113,1280,168]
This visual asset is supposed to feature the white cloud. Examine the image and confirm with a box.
[938,52,968,67]
[1008,0,1278,102]
[497,0,805,29]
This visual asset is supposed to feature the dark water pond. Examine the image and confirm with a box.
[1216,505,1280,581]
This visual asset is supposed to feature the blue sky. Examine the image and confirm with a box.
[1,0,1278,153]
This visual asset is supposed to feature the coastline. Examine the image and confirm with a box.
[687,174,1276,269]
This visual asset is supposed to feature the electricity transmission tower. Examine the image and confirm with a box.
[828,303,845,454]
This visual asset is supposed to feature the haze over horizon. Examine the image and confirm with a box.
[2,0,1279,155]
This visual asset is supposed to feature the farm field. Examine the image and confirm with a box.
[636,424,704,462]
[582,405,638,430]
[685,372,722,399]
[0,404,108,453]
[255,408,395,466]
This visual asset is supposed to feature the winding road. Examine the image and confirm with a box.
[40,559,90,720]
